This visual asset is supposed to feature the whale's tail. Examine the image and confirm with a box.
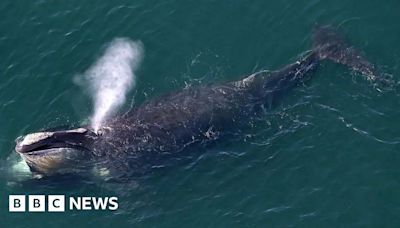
[312,25,377,79]
[312,25,391,87]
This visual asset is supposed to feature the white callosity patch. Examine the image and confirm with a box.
[18,128,86,147]
[82,38,144,132]
[19,132,54,146]
[64,128,87,134]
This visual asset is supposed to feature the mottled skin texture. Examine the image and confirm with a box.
[89,26,386,172]
[93,53,318,162]
[312,25,391,87]
[16,25,386,176]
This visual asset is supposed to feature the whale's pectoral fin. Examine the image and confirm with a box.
[312,25,393,87]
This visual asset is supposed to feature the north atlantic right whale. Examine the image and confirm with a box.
[14,25,389,177]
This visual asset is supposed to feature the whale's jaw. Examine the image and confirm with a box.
[15,128,97,175]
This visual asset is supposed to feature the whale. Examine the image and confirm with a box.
[14,25,389,176]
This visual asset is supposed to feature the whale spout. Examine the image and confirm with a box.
[14,24,390,177]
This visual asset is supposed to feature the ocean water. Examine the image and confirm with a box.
[1,0,400,227]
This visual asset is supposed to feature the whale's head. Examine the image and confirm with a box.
[15,127,99,175]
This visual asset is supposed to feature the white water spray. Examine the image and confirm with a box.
[80,38,143,131]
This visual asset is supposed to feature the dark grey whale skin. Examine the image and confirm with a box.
[16,25,384,175]
[98,53,318,159]
[95,25,383,161]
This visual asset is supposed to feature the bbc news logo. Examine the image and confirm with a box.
[9,195,118,212]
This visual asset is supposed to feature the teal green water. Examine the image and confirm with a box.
[1,0,400,227]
